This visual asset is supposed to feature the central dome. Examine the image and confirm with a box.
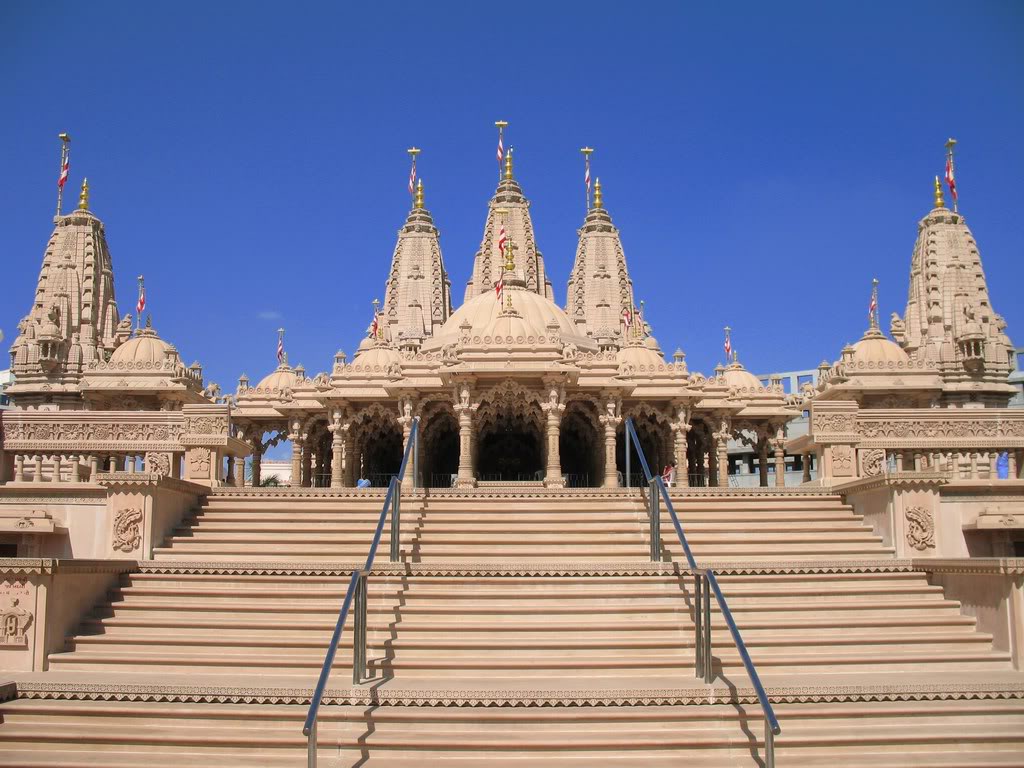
[851,329,910,365]
[110,328,175,365]
[423,288,579,350]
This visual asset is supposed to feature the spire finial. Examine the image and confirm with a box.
[504,146,514,180]
[414,178,425,209]
[593,178,603,209]
[934,175,946,209]
[78,177,89,210]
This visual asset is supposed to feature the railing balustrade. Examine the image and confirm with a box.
[303,417,419,767]
[624,418,781,766]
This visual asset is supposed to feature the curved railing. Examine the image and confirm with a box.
[624,418,780,765]
[302,417,419,766]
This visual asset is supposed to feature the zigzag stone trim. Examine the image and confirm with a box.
[11,680,1024,708]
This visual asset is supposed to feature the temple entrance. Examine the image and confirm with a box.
[352,407,403,486]
[560,400,601,487]
[617,408,672,486]
[477,427,543,481]
[421,406,459,487]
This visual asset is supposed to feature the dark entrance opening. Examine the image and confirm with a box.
[560,404,601,487]
[361,423,403,487]
[477,427,543,482]
[616,414,669,486]
[422,410,460,487]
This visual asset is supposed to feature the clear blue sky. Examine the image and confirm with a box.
[2,1,1022,391]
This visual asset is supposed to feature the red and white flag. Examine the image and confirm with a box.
[945,154,957,203]
[276,335,284,365]
[622,306,632,327]
[868,293,877,319]
[497,223,507,256]
[408,162,416,196]
[724,334,732,359]
[136,285,146,316]
[370,316,379,338]
[496,133,504,165]
[58,157,69,190]
[494,279,503,302]
[585,164,591,195]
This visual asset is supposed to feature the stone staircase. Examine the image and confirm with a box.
[2,487,1023,766]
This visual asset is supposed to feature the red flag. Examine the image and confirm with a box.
[497,133,504,165]
[136,285,146,316]
[370,316,378,338]
[494,279,503,302]
[945,154,957,203]
[585,164,591,195]
[408,162,416,196]
[276,335,284,365]
[497,223,507,256]
[622,306,632,327]
[868,294,877,319]
[724,335,732,359]
[58,157,69,190]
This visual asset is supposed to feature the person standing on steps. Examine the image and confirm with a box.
[662,461,676,487]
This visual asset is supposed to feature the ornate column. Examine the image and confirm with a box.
[708,446,718,487]
[454,384,477,489]
[671,405,691,488]
[398,399,417,492]
[802,452,812,483]
[343,428,356,486]
[329,410,347,489]
[542,382,566,488]
[301,439,313,488]
[599,396,621,488]
[289,420,303,488]
[233,457,245,487]
[773,436,786,488]
[251,444,262,487]
[713,417,730,489]
[758,439,770,487]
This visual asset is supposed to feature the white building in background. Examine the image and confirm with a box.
[1010,346,1024,408]
[0,369,14,411]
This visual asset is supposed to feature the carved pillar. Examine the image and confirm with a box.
[802,452,812,483]
[14,455,25,483]
[251,445,262,487]
[289,423,303,488]
[454,399,476,489]
[708,446,718,487]
[600,399,621,488]
[398,400,416,492]
[343,429,356,486]
[713,419,730,489]
[671,406,691,488]
[233,457,244,488]
[773,439,786,488]
[301,440,312,488]
[225,456,235,485]
[542,384,565,488]
[33,455,43,483]
[330,418,346,489]
[757,440,769,487]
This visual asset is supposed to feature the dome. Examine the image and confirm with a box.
[256,363,298,391]
[617,344,665,369]
[423,288,577,350]
[110,328,176,365]
[353,344,402,368]
[722,362,763,390]
[851,329,910,365]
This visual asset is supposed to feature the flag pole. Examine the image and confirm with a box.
[945,137,958,213]
[56,133,71,217]
[580,147,594,214]
[407,147,420,199]
[136,276,145,330]
[277,327,285,365]
[495,121,508,181]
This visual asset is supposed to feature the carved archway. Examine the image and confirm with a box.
[352,403,403,486]
[420,400,459,487]
[476,381,545,482]
[560,397,602,487]
[618,403,672,484]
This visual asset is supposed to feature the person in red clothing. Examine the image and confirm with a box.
[662,461,677,487]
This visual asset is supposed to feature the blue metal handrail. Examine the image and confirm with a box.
[624,418,780,761]
[302,417,419,764]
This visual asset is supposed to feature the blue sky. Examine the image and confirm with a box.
[2,1,1023,392]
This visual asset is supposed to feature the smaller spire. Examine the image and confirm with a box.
[504,146,514,180]
[593,178,603,209]
[934,175,946,209]
[78,178,89,210]
[414,178,425,210]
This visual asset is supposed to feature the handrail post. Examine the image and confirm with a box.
[413,422,419,490]
[648,477,660,561]
[694,572,703,679]
[390,477,401,563]
[765,717,775,768]
[625,426,631,489]
[702,571,713,684]
[307,717,317,768]
[352,571,367,684]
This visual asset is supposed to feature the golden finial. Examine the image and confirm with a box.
[593,178,603,209]
[414,178,424,209]
[934,175,946,209]
[78,177,89,210]
[504,146,514,180]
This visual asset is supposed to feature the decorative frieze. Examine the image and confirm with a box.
[112,507,143,553]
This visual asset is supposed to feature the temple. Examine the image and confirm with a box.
[1,136,1024,764]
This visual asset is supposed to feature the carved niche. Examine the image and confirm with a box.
[905,506,935,551]
[145,452,171,477]
[113,507,143,552]
[1,598,32,647]
[831,445,854,477]
[187,448,211,479]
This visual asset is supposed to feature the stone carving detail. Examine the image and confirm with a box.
[145,452,171,477]
[861,449,886,477]
[905,506,935,551]
[832,445,853,477]
[187,448,211,479]
[113,507,143,552]
[859,417,1024,440]
[0,598,32,647]
[815,413,855,434]
[187,416,227,435]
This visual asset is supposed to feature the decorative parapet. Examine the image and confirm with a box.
[857,410,1024,449]
[912,557,1024,576]
[0,411,184,453]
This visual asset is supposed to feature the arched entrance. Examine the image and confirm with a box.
[617,405,672,485]
[420,403,460,487]
[352,406,403,486]
[560,399,602,487]
[476,382,545,482]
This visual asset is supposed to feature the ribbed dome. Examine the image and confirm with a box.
[353,344,402,367]
[110,328,176,364]
[617,344,665,369]
[722,361,762,390]
[851,329,910,365]
[256,364,298,391]
[424,288,576,350]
